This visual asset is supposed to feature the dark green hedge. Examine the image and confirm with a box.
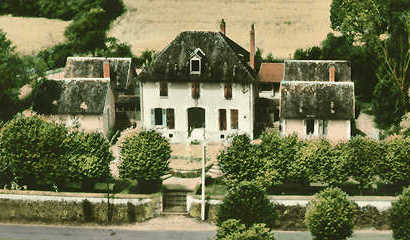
[0,198,157,224]
[189,202,392,230]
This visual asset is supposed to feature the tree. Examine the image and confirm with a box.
[217,181,277,229]
[305,187,357,240]
[391,186,410,240]
[381,136,410,186]
[330,0,410,127]
[119,130,171,183]
[0,116,70,188]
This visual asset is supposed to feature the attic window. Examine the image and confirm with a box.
[190,58,201,74]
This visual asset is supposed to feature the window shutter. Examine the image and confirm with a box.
[162,109,166,126]
[219,109,227,130]
[160,81,168,97]
[151,109,155,126]
[225,83,232,99]
[192,82,200,99]
[231,109,238,129]
[167,108,175,129]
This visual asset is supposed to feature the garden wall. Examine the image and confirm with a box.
[0,190,161,225]
[187,195,394,230]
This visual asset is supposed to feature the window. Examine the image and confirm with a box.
[219,109,227,130]
[153,108,164,126]
[192,82,200,99]
[306,119,315,135]
[190,58,201,74]
[224,83,232,99]
[166,108,175,129]
[231,109,238,129]
[151,108,175,128]
[160,81,168,97]
[318,120,328,136]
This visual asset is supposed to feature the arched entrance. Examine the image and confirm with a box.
[187,107,205,138]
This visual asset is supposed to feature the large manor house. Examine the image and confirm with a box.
[34,20,354,143]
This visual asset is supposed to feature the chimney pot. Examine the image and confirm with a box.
[329,65,335,82]
[250,24,255,69]
[220,19,226,35]
[103,61,110,78]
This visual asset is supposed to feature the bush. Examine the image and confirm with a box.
[259,131,305,185]
[119,130,171,182]
[216,219,275,240]
[218,134,266,186]
[217,181,277,228]
[0,115,70,188]
[293,139,349,186]
[381,136,410,186]
[342,136,385,190]
[391,187,410,240]
[305,187,357,240]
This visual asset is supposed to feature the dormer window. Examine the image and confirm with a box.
[190,48,205,75]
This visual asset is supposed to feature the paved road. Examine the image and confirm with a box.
[0,224,392,240]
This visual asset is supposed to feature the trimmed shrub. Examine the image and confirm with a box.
[305,187,357,240]
[218,134,267,186]
[391,187,410,240]
[342,136,385,190]
[217,181,277,228]
[217,219,275,240]
[119,130,171,182]
[293,139,349,186]
[0,116,70,188]
[381,137,410,186]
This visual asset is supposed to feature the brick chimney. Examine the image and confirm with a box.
[220,19,226,35]
[103,61,110,78]
[329,65,335,82]
[250,24,255,69]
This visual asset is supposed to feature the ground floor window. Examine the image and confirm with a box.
[151,108,175,128]
[219,109,227,130]
[305,119,328,136]
[231,109,238,129]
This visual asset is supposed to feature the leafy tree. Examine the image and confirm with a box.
[293,139,349,187]
[391,186,410,240]
[65,131,113,188]
[218,134,267,186]
[305,187,357,240]
[135,49,157,69]
[381,136,410,186]
[119,130,171,182]
[217,181,277,229]
[259,130,305,184]
[0,116,70,188]
[342,136,385,191]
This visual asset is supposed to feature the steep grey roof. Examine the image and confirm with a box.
[280,81,355,120]
[32,79,110,115]
[139,31,256,83]
[284,60,351,82]
[64,57,136,90]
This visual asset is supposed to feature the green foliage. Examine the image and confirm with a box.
[381,137,410,185]
[218,134,268,186]
[0,116,70,188]
[217,181,277,229]
[293,139,348,187]
[259,131,305,185]
[305,187,357,240]
[135,49,157,69]
[217,219,275,240]
[119,130,171,182]
[391,187,410,240]
[65,131,113,182]
[343,136,385,190]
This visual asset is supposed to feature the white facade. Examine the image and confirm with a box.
[140,81,255,143]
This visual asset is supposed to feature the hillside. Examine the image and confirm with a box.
[0,15,69,55]
[109,0,334,58]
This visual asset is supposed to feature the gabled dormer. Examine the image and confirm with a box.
[190,48,205,75]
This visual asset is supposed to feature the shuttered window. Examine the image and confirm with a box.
[231,109,238,129]
[192,82,200,99]
[152,108,166,126]
[160,81,168,97]
[224,83,232,99]
[219,109,227,130]
[166,108,175,129]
